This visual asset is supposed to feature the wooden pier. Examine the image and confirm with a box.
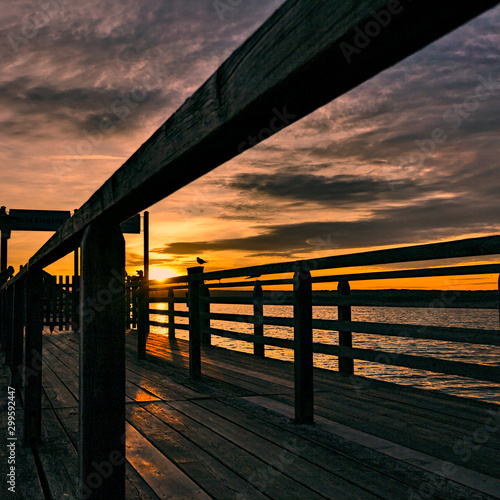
[2,0,500,498]
[1,327,499,499]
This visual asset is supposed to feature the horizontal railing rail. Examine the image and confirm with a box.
[1,1,499,495]
[142,247,500,404]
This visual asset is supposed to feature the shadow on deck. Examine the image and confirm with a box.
[1,328,499,499]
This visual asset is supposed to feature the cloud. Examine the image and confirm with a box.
[0,1,499,274]
[229,172,432,207]
[154,193,500,257]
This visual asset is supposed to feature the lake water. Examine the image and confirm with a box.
[150,303,500,404]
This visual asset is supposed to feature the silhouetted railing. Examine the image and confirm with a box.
[139,237,500,422]
[1,1,499,496]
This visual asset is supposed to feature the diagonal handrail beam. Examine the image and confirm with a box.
[4,0,500,276]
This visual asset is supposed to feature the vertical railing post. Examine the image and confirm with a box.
[167,288,175,339]
[131,284,138,329]
[187,266,203,380]
[337,281,354,375]
[11,279,25,389]
[137,280,149,360]
[201,284,211,347]
[293,269,313,424]
[253,281,264,357]
[0,289,4,349]
[143,211,149,281]
[72,274,79,333]
[64,275,71,330]
[24,268,44,446]
[58,275,63,331]
[79,222,125,500]
[5,285,14,366]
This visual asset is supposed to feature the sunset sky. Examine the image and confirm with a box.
[1,1,499,288]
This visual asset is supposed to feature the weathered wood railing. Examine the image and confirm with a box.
[142,238,500,423]
[1,0,499,497]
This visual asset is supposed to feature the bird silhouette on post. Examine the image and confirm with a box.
[196,257,207,265]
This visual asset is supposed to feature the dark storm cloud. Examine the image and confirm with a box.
[0,0,285,138]
[229,173,432,206]
[0,77,177,136]
[155,194,500,257]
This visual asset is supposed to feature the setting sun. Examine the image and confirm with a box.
[149,267,179,282]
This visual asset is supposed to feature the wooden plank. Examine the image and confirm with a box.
[193,397,427,500]
[127,404,269,500]
[168,399,379,499]
[125,422,211,500]
[202,313,500,348]
[204,326,295,350]
[41,359,78,408]
[0,0,491,276]
[44,339,157,403]
[199,290,500,309]
[241,396,500,498]
[269,391,500,479]
[145,337,292,396]
[149,310,189,318]
[52,406,163,500]
[38,407,80,499]
[141,402,328,500]
[184,235,500,283]
[313,290,499,309]
[313,343,500,383]
[316,319,500,346]
[313,263,500,284]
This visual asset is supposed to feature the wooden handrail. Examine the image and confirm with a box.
[157,235,500,285]
[1,0,497,280]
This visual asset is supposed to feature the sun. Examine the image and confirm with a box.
[149,267,178,282]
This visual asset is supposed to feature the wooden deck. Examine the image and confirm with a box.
[1,329,499,499]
